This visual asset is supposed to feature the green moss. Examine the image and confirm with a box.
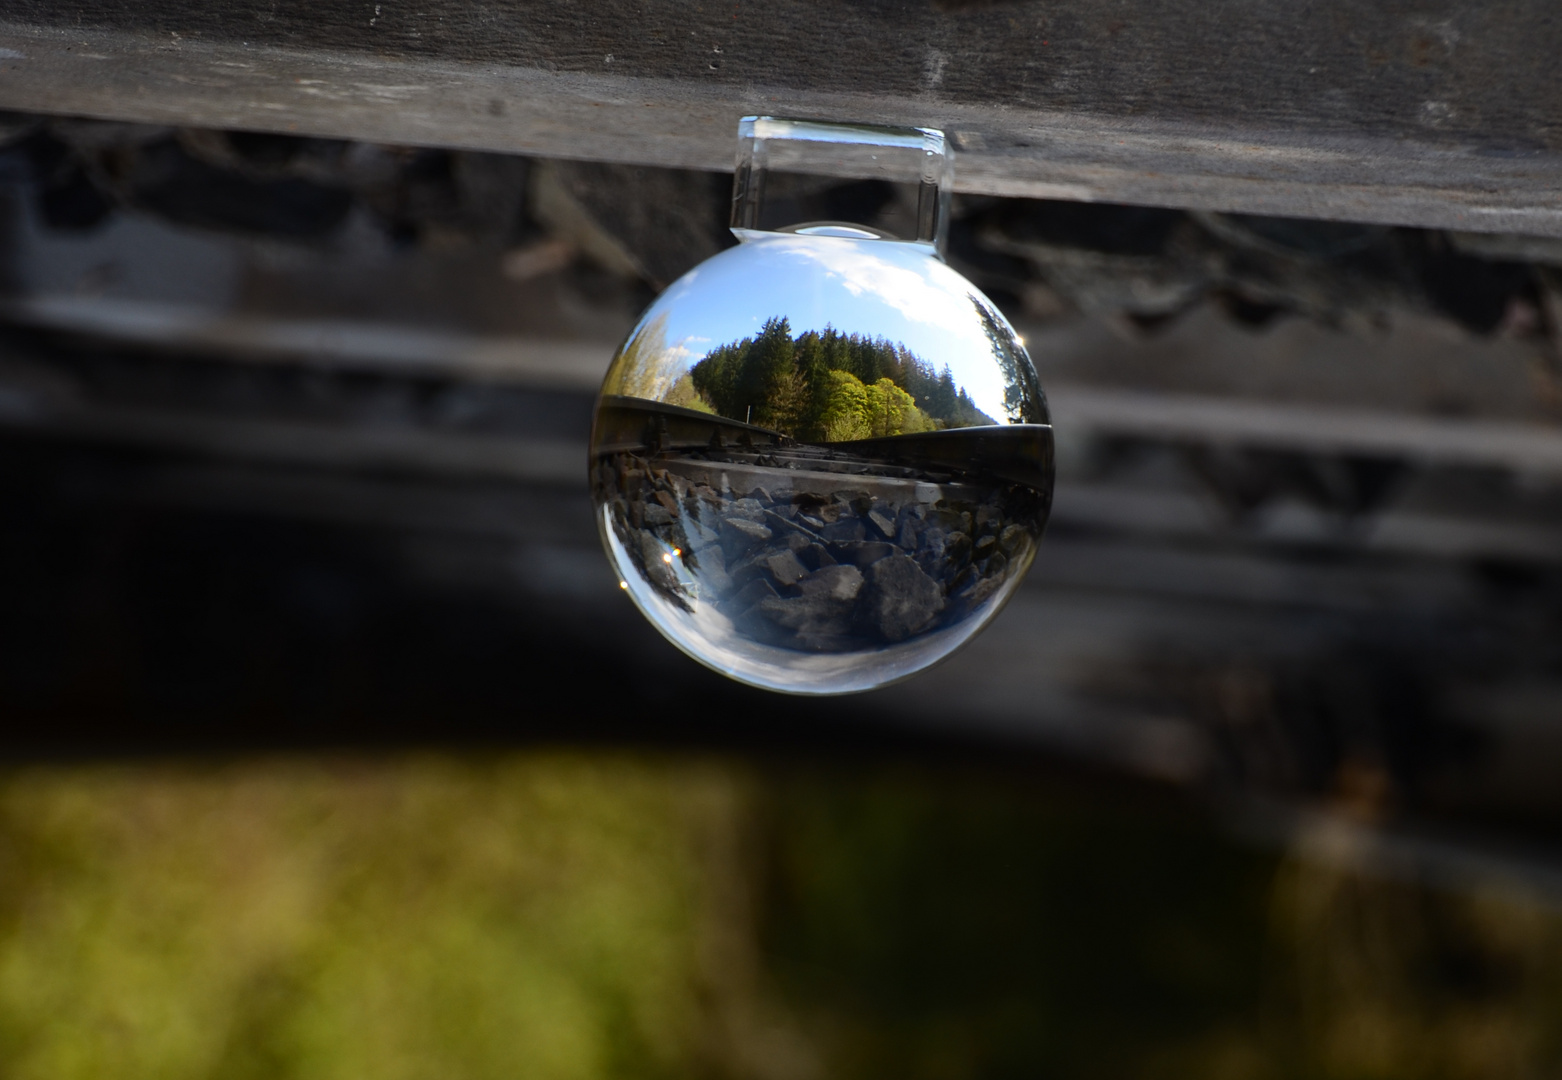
[0,756,740,1080]
[0,755,1557,1080]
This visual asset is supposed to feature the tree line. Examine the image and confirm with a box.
[687,317,994,442]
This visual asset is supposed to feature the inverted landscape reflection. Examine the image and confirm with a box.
[590,230,1054,694]
[608,232,1039,429]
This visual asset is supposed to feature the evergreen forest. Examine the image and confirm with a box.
[687,317,994,441]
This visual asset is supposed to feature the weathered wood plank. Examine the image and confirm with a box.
[1,2,1561,233]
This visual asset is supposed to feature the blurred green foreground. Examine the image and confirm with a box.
[0,753,1558,1080]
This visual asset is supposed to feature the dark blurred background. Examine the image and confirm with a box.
[0,114,1561,1077]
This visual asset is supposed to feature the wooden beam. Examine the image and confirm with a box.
[1,2,1561,232]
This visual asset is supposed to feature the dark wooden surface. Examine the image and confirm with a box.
[2,1,1561,233]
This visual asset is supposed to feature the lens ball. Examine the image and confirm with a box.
[591,227,1054,694]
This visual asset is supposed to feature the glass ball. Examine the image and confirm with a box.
[590,225,1054,694]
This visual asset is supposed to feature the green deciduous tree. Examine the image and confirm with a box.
[863,378,934,438]
[818,369,871,442]
[664,373,713,414]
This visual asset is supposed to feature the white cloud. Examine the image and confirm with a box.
[772,236,978,337]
